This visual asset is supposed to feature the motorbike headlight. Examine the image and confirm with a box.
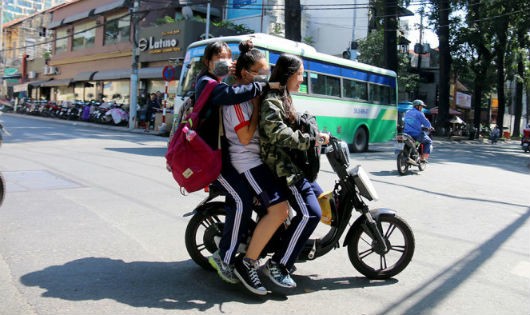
[348,165,379,201]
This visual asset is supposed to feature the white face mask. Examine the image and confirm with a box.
[212,59,231,78]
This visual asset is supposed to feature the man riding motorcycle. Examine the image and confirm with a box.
[403,99,433,161]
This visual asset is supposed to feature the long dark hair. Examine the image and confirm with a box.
[269,53,302,123]
[235,40,265,79]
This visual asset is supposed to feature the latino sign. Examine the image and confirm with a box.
[139,23,185,63]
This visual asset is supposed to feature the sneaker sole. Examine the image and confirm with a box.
[233,268,268,295]
[208,256,240,284]
[263,267,297,288]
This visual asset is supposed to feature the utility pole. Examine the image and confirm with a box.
[205,0,210,38]
[383,0,398,72]
[128,0,140,129]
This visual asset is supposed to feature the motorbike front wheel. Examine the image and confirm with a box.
[396,152,409,176]
[184,204,226,270]
[347,214,415,279]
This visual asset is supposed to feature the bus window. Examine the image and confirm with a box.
[343,78,368,101]
[369,84,395,105]
[310,72,340,97]
[298,71,308,94]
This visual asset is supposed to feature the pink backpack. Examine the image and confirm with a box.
[165,79,221,193]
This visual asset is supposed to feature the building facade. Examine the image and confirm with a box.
[1,0,67,23]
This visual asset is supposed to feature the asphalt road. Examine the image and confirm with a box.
[0,113,529,315]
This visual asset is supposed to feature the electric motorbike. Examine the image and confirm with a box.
[184,137,415,280]
[395,128,433,176]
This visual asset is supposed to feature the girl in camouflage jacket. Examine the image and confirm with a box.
[259,54,330,286]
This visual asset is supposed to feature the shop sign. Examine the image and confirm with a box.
[139,33,181,54]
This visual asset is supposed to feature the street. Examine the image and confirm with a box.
[0,113,529,315]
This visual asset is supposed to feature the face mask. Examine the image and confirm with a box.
[253,74,270,83]
[212,59,231,78]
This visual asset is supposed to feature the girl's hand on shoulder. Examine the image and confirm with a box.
[317,132,330,146]
[229,60,237,76]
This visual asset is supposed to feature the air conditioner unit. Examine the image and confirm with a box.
[28,71,36,79]
[49,66,58,74]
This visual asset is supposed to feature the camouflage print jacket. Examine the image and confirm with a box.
[259,90,316,185]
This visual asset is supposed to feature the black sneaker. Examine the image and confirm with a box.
[263,259,297,288]
[234,257,268,295]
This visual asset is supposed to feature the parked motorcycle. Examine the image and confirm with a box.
[395,128,433,176]
[184,136,415,280]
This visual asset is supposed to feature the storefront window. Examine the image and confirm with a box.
[102,81,129,104]
[105,14,131,45]
[74,82,97,101]
[73,21,96,51]
[56,86,75,102]
[55,29,68,54]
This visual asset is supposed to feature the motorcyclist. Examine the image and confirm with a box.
[403,99,433,161]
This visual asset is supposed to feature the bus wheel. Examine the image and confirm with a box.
[350,127,369,152]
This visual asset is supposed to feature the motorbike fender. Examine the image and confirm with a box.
[183,201,225,218]
[342,208,397,247]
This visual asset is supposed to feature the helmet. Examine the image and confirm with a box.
[412,99,426,108]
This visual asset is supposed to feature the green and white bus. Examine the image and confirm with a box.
[177,33,397,152]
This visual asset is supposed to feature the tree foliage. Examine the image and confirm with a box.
[358,28,419,99]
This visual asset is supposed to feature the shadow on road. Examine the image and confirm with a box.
[20,257,265,311]
[105,147,168,157]
[20,257,394,309]
[377,207,530,315]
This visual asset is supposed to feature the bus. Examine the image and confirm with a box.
[176,33,397,152]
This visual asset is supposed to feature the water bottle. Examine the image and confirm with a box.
[182,126,196,141]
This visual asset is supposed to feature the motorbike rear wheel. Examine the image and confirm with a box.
[396,152,409,176]
[347,214,415,279]
[184,205,226,270]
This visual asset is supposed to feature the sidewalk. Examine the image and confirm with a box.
[4,112,169,137]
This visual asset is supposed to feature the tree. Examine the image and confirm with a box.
[452,0,495,137]
[434,0,451,135]
[358,28,419,98]
[285,0,301,42]
[383,0,399,72]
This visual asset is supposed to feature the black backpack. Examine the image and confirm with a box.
[291,112,321,182]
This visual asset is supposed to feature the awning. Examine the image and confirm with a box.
[48,19,64,29]
[73,71,97,81]
[40,79,73,87]
[63,11,92,24]
[27,80,51,87]
[2,74,21,80]
[92,69,131,80]
[429,106,462,116]
[139,66,183,80]
[13,83,28,93]
[93,0,127,15]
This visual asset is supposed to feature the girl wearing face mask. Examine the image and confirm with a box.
[221,40,290,295]
[259,53,330,289]
[196,41,280,288]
